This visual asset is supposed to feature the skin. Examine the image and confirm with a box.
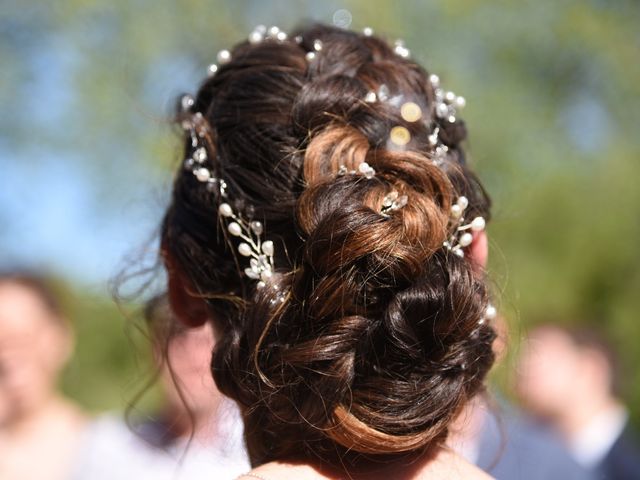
[0,282,86,480]
[168,232,494,479]
[515,326,622,442]
[240,448,493,480]
[156,320,228,443]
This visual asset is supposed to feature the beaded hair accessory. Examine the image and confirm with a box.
[180,94,275,289]
[182,24,486,286]
[443,196,486,258]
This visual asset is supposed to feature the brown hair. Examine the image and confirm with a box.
[161,23,496,466]
[0,270,66,323]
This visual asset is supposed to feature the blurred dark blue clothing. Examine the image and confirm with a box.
[477,407,594,480]
[595,424,640,480]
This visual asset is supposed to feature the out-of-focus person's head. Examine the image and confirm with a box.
[144,294,221,423]
[0,272,73,424]
[160,23,497,466]
[516,324,619,421]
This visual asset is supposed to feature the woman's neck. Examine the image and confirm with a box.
[244,447,492,480]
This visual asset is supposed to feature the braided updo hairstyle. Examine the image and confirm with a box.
[161,23,496,466]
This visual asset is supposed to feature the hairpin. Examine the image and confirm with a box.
[443,196,486,257]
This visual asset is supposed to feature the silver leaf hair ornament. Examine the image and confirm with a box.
[380,190,408,217]
[218,203,275,289]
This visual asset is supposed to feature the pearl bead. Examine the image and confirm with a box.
[268,26,280,36]
[218,203,233,217]
[363,27,373,36]
[238,243,252,257]
[457,196,469,209]
[485,305,497,320]
[454,248,465,258]
[365,91,377,103]
[455,96,466,108]
[459,232,473,247]
[180,94,194,112]
[276,31,287,41]
[313,40,323,51]
[249,31,263,44]
[445,91,456,102]
[207,64,218,76]
[217,49,231,64]
[306,51,316,61]
[260,269,273,282]
[227,222,242,236]
[262,240,274,256]
[394,45,410,58]
[471,216,486,232]
[195,168,210,182]
[450,204,462,218]
[244,267,260,280]
[193,147,207,163]
[429,74,440,88]
[250,221,263,235]
[436,103,449,118]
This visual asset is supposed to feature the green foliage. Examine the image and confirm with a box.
[59,290,163,414]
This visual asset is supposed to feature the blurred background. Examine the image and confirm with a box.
[1,0,639,431]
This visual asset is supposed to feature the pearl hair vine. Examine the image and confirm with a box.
[218,203,276,289]
[179,94,276,290]
[443,196,486,258]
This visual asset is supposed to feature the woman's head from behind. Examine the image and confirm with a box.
[161,23,496,465]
